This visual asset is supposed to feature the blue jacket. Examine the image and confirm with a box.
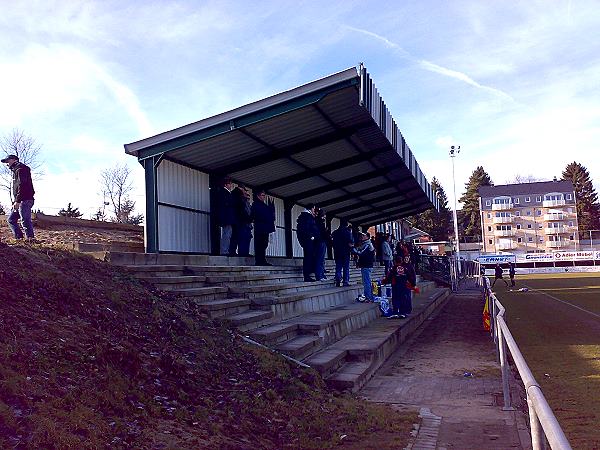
[251,199,276,234]
[332,226,353,260]
[296,211,318,247]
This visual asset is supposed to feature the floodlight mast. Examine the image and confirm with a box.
[450,145,461,268]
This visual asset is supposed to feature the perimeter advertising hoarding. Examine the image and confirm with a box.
[477,254,517,264]
[516,251,600,262]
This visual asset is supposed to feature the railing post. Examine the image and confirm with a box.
[497,322,513,410]
[528,393,547,450]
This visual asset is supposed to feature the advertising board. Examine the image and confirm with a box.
[477,254,516,264]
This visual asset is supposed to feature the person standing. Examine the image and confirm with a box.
[251,189,275,266]
[332,219,354,287]
[381,234,393,275]
[355,233,375,301]
[231,183,253,256]
[215,176,235,255]
[314,208,330,281]
[508,262,516,287]
[296,205,319,282]
[382,253,417,319]
[492,263,509,288]
[2,155,35,241]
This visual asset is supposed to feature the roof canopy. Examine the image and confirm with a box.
[125,65,438,226]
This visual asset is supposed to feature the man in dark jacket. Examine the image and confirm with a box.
[296,205,319,282]
[231,183,253,256]
[214,176,235,255]
[355,233,375,301]
[251,189,275,266]
[332,219,353,287]
[492,263,509,287]
[2,155,35,240]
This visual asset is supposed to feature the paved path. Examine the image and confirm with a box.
[360,283,531,450]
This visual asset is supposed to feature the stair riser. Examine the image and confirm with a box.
[179,292,229,302]
[252,329,300,346]
[152,282,206,290]
[236,316,276,333]
[202,305,250,318]
[280,340,324,360]
[312,307,380,347]
[270,288,363,321]
[207,276,306,287]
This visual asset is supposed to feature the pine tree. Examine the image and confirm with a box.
[459,166,493,240]
[562,162,600,231]
[58,203,83,218]
[408,178,453,241]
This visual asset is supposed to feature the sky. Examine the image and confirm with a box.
[1,0,599,218]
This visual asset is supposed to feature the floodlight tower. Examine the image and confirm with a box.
[450,145,461,265]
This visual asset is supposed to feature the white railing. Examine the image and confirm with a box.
[497,242,517,250]
[482,277,572,450]
[493,216,514,224]
[543,199,566,207]
[544,226,566,235]
[546,241,567,248]
[494,229,516,237]
[492,203,513,211]
[544,214,565,221]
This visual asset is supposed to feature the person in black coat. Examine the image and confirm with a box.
[231,184,253,256]
[251,189,276,266]
[492,263,509,287]
[332,219,353,286]
[3,154,35,240]
[214,176,235,255]
[296,205,319,281]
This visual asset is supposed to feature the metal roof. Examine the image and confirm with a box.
[479,180,574,198]
[125,64,438,226]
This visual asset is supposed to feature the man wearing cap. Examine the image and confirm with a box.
[2,155,35,240]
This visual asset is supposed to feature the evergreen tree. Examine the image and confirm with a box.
[458,166,493,240]
[58,203,83,218]
[408,177,453,241]
[562,162,600,231]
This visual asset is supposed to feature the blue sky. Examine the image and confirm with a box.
[1,0,599,218]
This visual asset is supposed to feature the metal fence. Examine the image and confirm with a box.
[418,254,452,286]
[482,277,573,450]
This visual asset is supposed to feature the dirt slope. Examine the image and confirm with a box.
[0,242,415,449]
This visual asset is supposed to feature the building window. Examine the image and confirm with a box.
[489,239,493,245]
[536,210,542,216]
[538,224,543,229]
[515,211,520,216]
[569,221,574,227]
[539,237,544,242]
[488,226,492,231]
[487,213,491,219]
[517,237,522,243]
[566,193,572,200]
[525,196,531,202]
[526,210,531,216]
[536,196,542,202]
[528,237,533,242]
[528,224,532,229]
[570,234,574,240]
[486,200,491,206]
[514,198,520,204]
[517,224,521,229]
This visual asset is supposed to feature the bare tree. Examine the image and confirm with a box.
[505,174,542,184]
[99,164,143,224]
[0,128,44,201]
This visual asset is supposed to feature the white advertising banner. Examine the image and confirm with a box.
[553,250,596,261]
[477,254,516,264]
[520,253,554,262]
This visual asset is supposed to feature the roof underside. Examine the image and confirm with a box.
[126,66,438,226]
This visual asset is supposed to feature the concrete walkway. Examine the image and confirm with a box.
[360,283,531,450]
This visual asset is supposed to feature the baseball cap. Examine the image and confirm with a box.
[1,154,18,163]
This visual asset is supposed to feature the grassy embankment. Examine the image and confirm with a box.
[0,242,416,449]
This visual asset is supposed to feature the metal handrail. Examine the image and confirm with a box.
[482,277,572,450]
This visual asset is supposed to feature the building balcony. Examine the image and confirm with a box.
[546,240,568,248]
[543,199,566,208]
[544,226,568,235]
[497,241,517,250]
[492,203,513,211]
[492,216,514,224]
[494,229,516,237]
[544,213,566,221]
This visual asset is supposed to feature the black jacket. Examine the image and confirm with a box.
[10,162,35,202]
[251,199,276,234]
[232,188,252,227]
[215,187,235,226]
[296,211,318,247]
[355,241,375,268]
[332,226,353,260]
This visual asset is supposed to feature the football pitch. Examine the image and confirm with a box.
[493,273,600,450]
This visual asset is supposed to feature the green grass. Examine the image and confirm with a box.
[493,273,600,450]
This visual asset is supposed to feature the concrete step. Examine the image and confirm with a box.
[230,280,332,299]
[251,285,364,321]
[307,287,450,392]
[225,310,274,332]
[171,286,229,301]
[274,335,323,360]
[205,273,305,287]
[136,275,207,290]
[194,298,251,318]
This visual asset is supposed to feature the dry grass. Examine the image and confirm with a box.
[494,273,600,450]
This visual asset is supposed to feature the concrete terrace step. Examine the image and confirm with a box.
[171,286,229,301]
[306,287,451,392]
[274,335,323,360]
[251,285,364,321]
[225,310,274,332]
[205,273,305,286]
[194,298,251,318]
[136,275,207,290]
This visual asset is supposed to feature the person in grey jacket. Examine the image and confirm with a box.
[381,234,393,275]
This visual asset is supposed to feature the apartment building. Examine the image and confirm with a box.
[478,180,579,254]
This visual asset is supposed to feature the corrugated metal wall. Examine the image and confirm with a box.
[157,160,211,253]
[267,196,286,256]
[292,204,305,257]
